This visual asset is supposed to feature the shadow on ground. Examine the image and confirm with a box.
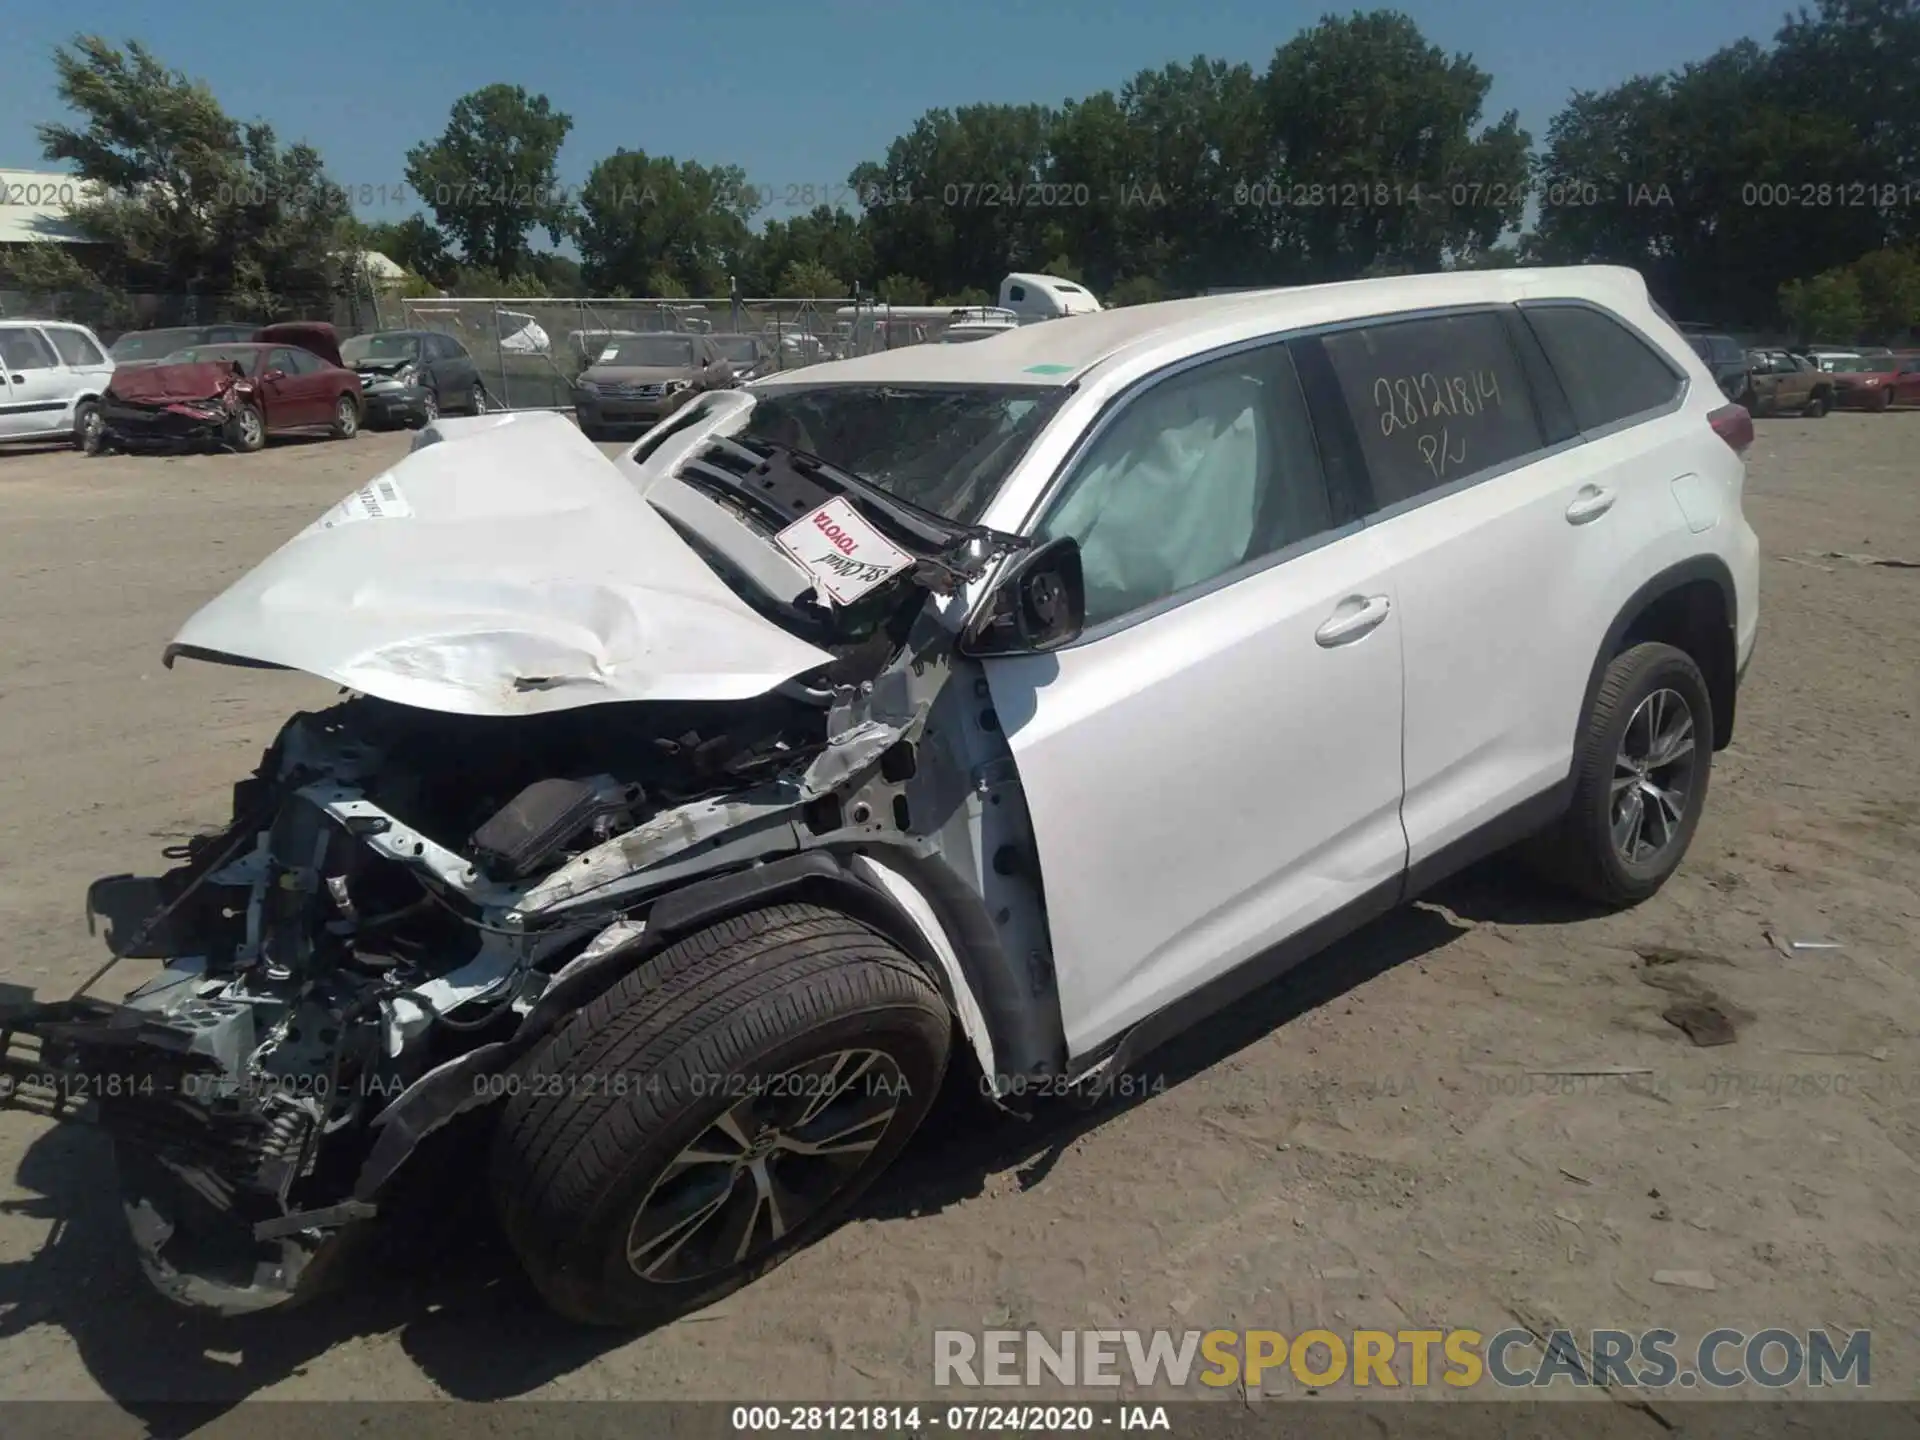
[1,857,1565,1418]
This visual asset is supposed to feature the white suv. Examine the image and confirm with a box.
[0,319,114,449]
[7,265,1759,1327]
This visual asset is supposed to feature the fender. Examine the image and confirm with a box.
[1577,553,1738,752]
[351,848,1021,1201]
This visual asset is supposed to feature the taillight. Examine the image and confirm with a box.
[1708,403,1753,454]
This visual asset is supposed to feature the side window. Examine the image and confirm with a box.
[0,327,59,370]
[1037,342,1332,630]
[285,348,325,375]
[1318,311,1545,509]
[1008,284,1027,303]
[265,348,297,375]
[46,328,107,367]
[1523,304,1686,433]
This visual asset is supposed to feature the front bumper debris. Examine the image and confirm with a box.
[0,995,375,1315]
[99,399,231,451]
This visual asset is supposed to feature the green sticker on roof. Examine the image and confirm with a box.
[1024,363,1073,374]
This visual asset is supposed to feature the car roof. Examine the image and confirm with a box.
[755,266,1667,391]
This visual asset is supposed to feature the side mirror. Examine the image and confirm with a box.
[959,536,1086,658]
[262,369,286,383]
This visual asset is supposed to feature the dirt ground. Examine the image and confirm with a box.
[0,414,1915,1420]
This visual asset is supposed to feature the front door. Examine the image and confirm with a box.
[981,338,1409,1059]
[0,325,70,439]
[255,347,305,429]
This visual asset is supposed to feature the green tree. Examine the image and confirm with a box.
[575,148,754,295]
[1779,267,1866,342]
[360,215,452,284]
[20,34,352,319]
[405,84,574,278]
[850,103,1055,298]
[1260,12,1530,281]
[1849,247,1920,340]
[1106,275,1168,306]
[747,206,872,296]
[778,258,845,298]
[877,272,929,304]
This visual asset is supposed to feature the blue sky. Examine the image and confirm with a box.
[4,0,1774,230]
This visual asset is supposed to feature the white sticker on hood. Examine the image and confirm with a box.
[299,473,414,537]
[775,496,914,607]
[599,346,619,361]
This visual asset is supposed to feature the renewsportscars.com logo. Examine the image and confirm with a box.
[933,1327,1871,1391]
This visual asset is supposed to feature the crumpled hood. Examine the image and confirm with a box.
[109,362,242,404]
[165,411,835,716]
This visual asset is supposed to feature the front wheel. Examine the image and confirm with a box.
[491,904,951,1327]
[329,394,360,439]
[1528,642,1712,906]
[226,403,266,453]
[1804,392,1827,418]
[469,381,490,414]
[414,389,440,428]
[73,399,104,453]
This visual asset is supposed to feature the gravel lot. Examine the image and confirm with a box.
[0,415,1915,1419]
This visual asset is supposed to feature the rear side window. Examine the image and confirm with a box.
[1523,304,1685,433]
[46,327,106,366]
[0,327,59,370]
[1317,311,1545,509]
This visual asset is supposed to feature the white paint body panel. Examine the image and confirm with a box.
[168,410,834,715]
[981,528,1409,1057]
[0,321,113,440]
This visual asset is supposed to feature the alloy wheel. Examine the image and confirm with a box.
[1611,687,1697,865]
[624,1048,905,1285]
[335,397,358,436]
[239,409,264,448]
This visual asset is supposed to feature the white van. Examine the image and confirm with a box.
[0,319,115,449]
[997,272,1103,322]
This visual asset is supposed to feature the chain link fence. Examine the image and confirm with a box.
[0,276,399,346]
[394,296,984,411]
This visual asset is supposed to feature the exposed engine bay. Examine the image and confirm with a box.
[5,687,859,1310]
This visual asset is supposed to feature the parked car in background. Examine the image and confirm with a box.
[1740,349,1834,416]
[1677,326,1747,398]
[96,322,363,453]
[1827,353,1920,411]
[108,323,261,369]
[1806,348,1861,372]
[341,329,487,429]
[572,331,735,439]
[0,318,114,449]
[709,332,768,381]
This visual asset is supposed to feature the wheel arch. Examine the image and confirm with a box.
[1582,555,1738,752]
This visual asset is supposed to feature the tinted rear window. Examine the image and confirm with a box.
[1318,311,1545,509]
[1522,304,1684,432]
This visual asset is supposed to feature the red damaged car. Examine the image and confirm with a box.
[94,322,364,454]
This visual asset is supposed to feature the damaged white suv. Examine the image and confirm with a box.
[1,266,1759,1325]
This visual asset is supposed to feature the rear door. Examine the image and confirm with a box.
[0,325,71,438]
[282,345,334,423]
[1298,301,1689,880]
[1896,355,1920,406]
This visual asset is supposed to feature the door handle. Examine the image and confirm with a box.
[1315,594,1392,647]
[8,374,24,385]
[1565,485,1616,524]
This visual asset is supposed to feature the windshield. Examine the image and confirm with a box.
[605,336,696,367]
[111,329,201,360]
[713,337,759,364]
[1830,357,1884,373]
[726,385,1067,524]
[341,333,421,362]
[165,345,260,375]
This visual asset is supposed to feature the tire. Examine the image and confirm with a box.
[1528,642,1713,907]
[491,903,951,1327]
[1804,392,1827,418]
[329,393,360,439]
[469,381,489,414]
[73,399,104,454]
[415,389,440,428]
[226,403,266,453]
[1873,389,1892,413]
